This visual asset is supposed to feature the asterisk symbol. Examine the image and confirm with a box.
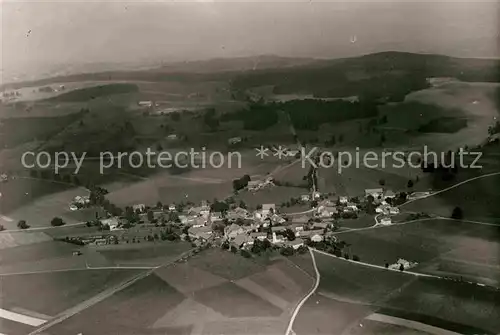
[273,146,288,159]
[255,146,269,159]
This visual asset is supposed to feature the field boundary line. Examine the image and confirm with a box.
[400,171,500,207]
[366,313,462,335]
[27,248,196,335]
[285,247,320,335]
[0,308,47,327]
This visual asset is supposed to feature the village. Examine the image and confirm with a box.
[63,180,410,265]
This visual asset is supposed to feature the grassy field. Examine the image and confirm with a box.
[49,273,186,335]
[0,268,142,316]
[187,249,268,281]
[404,174,500,222]
[235,186,308,209]
[43,248,312,335]
[337,219,500,285]
[193,281,283,318]
[0,111,85,148]
[294,252,500,335]
[345,319,430,335]
[97,242,192,267]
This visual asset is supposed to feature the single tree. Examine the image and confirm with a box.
[51,217,66,227]
[451,206,464,220]
[17,220,30,229]
[147,210,155,222]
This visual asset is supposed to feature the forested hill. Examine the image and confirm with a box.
[230,52,500,100]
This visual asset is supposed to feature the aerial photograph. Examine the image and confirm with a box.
[0,0,499,334]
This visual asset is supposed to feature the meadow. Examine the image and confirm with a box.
[293,252,500,335]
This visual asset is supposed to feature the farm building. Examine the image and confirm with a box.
[365,188,384,199]
[284,238,305,250]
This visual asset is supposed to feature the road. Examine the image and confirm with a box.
[285,247,320,335]
[285,247,494,335]
[400,171,500,207]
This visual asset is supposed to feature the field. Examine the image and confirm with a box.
[293,252,500,335]
[97,242,192,267]
[337,219,500,286]
[0,269,142,316]
[403,174,500,222]
[37,248,312,335]
[0,178,95,229]
[235,186,308,209]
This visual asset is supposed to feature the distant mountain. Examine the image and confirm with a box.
[2,52,498,92]
[155,55,317,74]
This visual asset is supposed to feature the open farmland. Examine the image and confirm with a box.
[293,252,500,335]
[0,268,142,317]
[337,219,500,286]
[0,178,93,229]
[235,186,308,209]
[42,248,312,335]
[403,174,500,222]
[97,242,192,267]
[0,111,85,148]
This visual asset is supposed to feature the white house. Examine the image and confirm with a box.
[284,238,304,250]
[133,204,146,213]
[300,229,324,240]
[166,134,178,141]
[250,232,268,241]
[311,234,324,242]
[318,206,337,218]
[339,196,349,204]
[346,203,359,211]
[168,204,176,211]
[301,194,311,202]
[209,212,223,223]
[380,216,392,225]
[101,217,120,231]
[272,232,285,244]
[389,207,400,215]
[290,224,304,236]
[228,137,242,145]
[312,191,321,199]
[191,217,206,228]
[138,101,152,107]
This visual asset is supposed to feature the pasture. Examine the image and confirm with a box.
[45,248,312,335]
[403,174,500,222]
[337,219,500,285]
[294,252,500,335]
[0,268,142,316]
[97,242,192,267]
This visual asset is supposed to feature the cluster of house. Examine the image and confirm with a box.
[364,188,400,225]
[388,258,418,271]
[69,195,90,211]
[185,201,335,252]
[247,177,275,192]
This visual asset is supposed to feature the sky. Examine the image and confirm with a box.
[1,0,499,82]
